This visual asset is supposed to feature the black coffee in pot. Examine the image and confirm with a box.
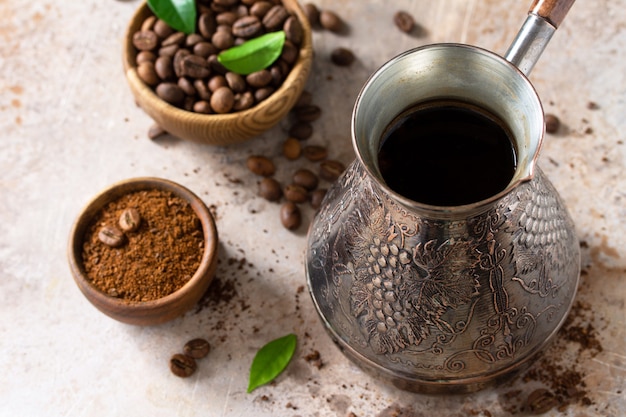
[378,100,517,206]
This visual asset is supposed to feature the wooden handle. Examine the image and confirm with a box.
[530,0,576,28]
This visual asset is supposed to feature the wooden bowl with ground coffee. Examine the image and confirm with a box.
[122,0,313,145]
[68,177,219,325]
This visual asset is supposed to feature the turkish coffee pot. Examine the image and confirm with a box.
[306,0,579,393]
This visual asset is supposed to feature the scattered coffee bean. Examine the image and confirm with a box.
[183,338,211,359]
[319,10,344,33]
[282,137,302,160]
[319,159,345,181]
[259,177,283,201]
[119,208,141,232]
[289,121,313,140]
[545,113,560,134]
[310,188,327,210]
[303,3,320,26]
[303,145,328,161]
[587,101,599,110]
[169,353,197,378]
[294,105,321,122]
[294,90,313,108]
[247,155,276,177]
[330,47,355,66]
[284,184,309,204]
[148,123,166,140]
[292,168,319,190]
[280,202,302,230]
[525,388,559,414]
[393,10,415,33]
[98,225,125,247]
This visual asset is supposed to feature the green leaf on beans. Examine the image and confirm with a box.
[147,0,196,34]
[218,31,286,75]
[247,333,297,393]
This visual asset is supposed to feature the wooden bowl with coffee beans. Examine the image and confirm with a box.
[123,0,313,145]
[67,177,219,326]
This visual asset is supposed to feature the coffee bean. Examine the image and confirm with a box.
[280,40,299,64]
[294,105,321,122]
[293,168,319,190]
[545,113,560,134]
[250,1,273,18]
[294,90,313,108]
[162,32,186,47]
[208,74,228,92]
[210,86,235,113]
[319,10,344,33]
[141,15,157,32]
[284,184,308,203]
[158,43,180,57]
[233,91,255,111]
[319,160,345,181]
[212,30,234,49]
[232,15,262,38]
[98,225,125,247]
[155,56,175,80]
[136,51,157,65]
[156,82,185,104]
[153,19,175,38]
[280,202,301,230]
[331,47,355,66]
[225,72,247,93]
[263,5,289,30]
[303,3,320,26]
[282,137,302,160]
[246,69,272,88]
[183,338,211,359]
[185,33,204,47]
[137,61,160,86]
[214,0,238,6]
[169,353,197,378]
[284,16,303,44]
[180,54,211,79]
[289,121,313,140]
[525,389,558,414]
[259,177,283,201]
[178,77,197,95]
[310,188,327,210]
[194,79,212,101]
[193,100,213,114]
[217,11,238,26]
[303,145,328,161]
[254,86,274,102]
[193,41,218,58]
[133,30,158,51]
[393,11,415,33]
[208,54,228,75]
[119,208,141,232]
[247,155,275,177]
[148,123,166,140]
[172,49,191,78]
[198,12,217,39]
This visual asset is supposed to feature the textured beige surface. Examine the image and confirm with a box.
[1,1,624,416]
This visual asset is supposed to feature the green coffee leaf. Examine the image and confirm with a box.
[218,31,286,75]
[147,0,196,34]
[247,333,297,393]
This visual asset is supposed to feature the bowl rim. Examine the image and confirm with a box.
[122,0,314,124]
[67,177,218,313]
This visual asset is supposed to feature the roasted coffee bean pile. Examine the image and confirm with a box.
[132,0,304,114]
[169,338,211,377]
[247,89,346,230]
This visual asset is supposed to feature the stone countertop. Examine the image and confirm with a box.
[1,1,624,416]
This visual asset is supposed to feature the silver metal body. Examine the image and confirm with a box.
[305,45,580,393]
[505,14,557,75]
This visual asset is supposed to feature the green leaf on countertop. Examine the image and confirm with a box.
[218,31,286,75]
[247,333,297,393]
[147,0,196,34]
